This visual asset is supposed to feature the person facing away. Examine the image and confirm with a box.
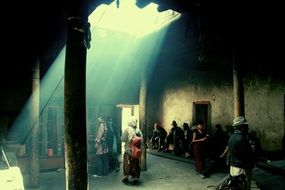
[228,116,253,190]
[121,117,143,185]
[192,120,209,178]
[106,116,120,172]
[150,121,167,151]
[93,116,109,178]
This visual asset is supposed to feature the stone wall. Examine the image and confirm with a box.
[146,67,285,152]
[245,74,285,151]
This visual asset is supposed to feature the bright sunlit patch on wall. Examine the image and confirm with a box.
[89,0,181,37]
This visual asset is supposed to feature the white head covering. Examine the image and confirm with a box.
[128,116,137,127]
[98,116,104,122]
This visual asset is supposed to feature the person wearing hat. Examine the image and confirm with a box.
[227,116,253,190]
[163,120,184,155]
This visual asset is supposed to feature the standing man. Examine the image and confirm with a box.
[192,120,209,178]
[228,116,253,190]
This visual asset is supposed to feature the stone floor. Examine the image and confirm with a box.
[23,151,263,190]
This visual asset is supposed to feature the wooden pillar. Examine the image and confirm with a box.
[64,1,89,189]
[232,55,245,117]
[29,57,40,188]
[139,72,147,171]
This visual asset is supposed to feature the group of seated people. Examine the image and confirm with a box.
[150,120,262,179]
[149,120,194,157]
[149,120,232,161]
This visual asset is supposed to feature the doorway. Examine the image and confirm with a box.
[116,104,140,154]
[192,101,211,134]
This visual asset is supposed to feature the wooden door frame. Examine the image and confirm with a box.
[192,101,212,134]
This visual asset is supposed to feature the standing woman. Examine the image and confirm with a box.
[192,120,208,178]
[93,116,109,177]
[121,117,143,185]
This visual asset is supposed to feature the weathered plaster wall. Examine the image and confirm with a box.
[147,67,285,152]
[244,74,285,151]
[147,67,234,134]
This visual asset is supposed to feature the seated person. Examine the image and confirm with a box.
[150,122,167,151]
[164,120,184,155]
[182,122,193,158]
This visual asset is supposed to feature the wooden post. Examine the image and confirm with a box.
[139,72,147,171]
[64,1,89,189]
[29,57,40,188]
[232,54,245,117]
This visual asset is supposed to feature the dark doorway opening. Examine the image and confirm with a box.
[193,101,211,134]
